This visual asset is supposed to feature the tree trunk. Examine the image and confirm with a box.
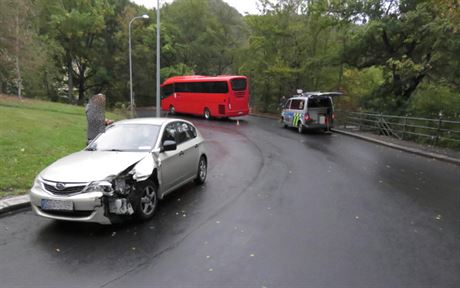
[67,59,74,103]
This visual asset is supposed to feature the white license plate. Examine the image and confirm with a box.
[319,115,326,124]
[41,199,73,211]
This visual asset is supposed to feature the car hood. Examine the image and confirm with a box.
[40,151,151,182]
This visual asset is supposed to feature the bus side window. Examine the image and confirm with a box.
[161,84,174,99]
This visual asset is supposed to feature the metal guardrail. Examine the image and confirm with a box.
[336,111,460,148]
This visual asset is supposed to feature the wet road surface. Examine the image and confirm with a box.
[1,115,459,288]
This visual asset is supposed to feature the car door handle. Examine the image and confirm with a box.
[179,151,185,156]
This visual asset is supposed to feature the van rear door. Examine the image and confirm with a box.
[307,97,332,125]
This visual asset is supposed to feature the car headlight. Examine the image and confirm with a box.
[32,176,43,190]
[84,180,113,194]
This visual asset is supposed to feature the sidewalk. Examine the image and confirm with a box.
[250,112,460,165]
[332,128,460,165]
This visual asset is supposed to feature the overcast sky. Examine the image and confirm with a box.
[131,0,260,15]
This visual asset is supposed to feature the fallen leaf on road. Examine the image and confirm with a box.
[435,215,442,220]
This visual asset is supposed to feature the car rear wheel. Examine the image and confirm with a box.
[298,123,304,134]
[133,180,158,220]
[194,156,207,185]
[204,108,211,120]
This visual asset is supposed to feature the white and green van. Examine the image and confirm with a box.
[281,92,342,133]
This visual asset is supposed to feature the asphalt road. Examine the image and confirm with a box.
[1,115,459,288]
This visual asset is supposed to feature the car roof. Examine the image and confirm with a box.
[288,91,342,100]
[114,118,191,126]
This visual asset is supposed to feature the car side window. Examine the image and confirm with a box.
[285,100,291,109]
[290,99,303,110]
[186,124,197,139]
[175,122,192,145]
[162,123,176,143]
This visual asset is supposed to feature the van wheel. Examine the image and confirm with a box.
[204,108,211,120]
[298,124,304,134]
[194,156,207,185]
[169,105,175,115]
[133,180,158,220]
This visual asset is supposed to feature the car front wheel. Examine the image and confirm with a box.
[133,180,158,220]
[194,156,207,185]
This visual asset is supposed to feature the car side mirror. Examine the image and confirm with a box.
[161,140,177,152]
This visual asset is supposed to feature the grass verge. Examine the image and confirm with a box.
[0,95,124,198]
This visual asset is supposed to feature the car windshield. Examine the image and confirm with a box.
[87,124,160,152]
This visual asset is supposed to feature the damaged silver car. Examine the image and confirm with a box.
[29,118,207,224]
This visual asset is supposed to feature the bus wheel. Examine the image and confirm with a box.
[204,108,211,120]
[169,105,175,115]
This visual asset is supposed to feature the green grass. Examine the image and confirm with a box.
[0,96,124,198]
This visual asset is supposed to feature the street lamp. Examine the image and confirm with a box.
[129,14,149,118]
[156,0,161,118]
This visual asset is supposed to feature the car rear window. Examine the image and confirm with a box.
[308,97,332,108]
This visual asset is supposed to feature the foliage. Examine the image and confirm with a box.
[0,0,458,117]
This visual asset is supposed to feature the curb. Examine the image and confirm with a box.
[0,195,30,215]
[332,128,460,166]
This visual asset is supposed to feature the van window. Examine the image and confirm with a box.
[290,99,305,110]
[285,100,291,109]
[308,97,332,108]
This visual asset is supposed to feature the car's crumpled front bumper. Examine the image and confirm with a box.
[30,185,111,225]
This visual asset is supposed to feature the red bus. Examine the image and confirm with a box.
[161,75,249,119]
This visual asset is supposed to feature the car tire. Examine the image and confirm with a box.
[132,180,158,220]
[204,108,211,120]
[298,123,304,134]
[194,156,207,185]
[169,105,175,115]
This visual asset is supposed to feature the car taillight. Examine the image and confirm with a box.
[304,113,311,121]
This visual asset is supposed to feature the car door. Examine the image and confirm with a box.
[158,122,183,191]
[282,99,292,125]
[174,121,200,180]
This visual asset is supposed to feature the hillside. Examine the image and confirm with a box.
[0,95,124,196]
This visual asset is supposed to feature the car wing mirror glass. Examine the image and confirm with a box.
[161,140,177,152]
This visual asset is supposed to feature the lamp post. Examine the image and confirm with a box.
[129,14,149,118]
[156,0,161,118]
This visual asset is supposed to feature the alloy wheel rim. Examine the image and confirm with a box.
[140,185,156,215]
[199,159,207,180]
